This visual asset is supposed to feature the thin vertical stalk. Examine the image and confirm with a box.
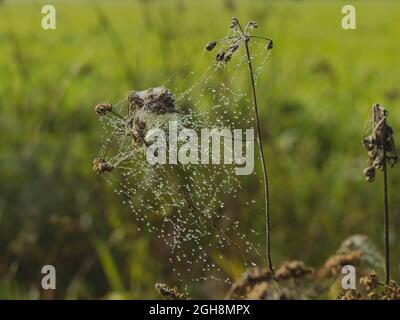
[243,41,274,273]
[382,119,390,284]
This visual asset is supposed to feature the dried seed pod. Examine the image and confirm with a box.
[127,91,145,108]
[129,118,148,148]
[360,272,378,296]
[230,17,238,29]
[226,267,273,300]
[248,21,257,29]
[128,86,177,114]
[216,51,225,62]
[337,289,362,300]
[207,17,273,65]
[382,281,400,300]
[318,250,364,278]
[362,104,398,180]
[368,150,377,159]
[93,158,113,174]
[372,156,384,170]
[205,41,217,51]
[274,260,313,281]
[95,103,112,116]
[362,136,375,151]
[363,166,375,182]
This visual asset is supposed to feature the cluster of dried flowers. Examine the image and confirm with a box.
[362,103,398,182]
[205,17,272,64]
[224,260,313,300]
[93,86,178,173]
[190,235,396,300]
[317,250,363,278]
[337,272,400,300]
[92,157,113,174]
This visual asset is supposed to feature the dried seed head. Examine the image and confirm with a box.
[207,17,273,65]
[95,103,112,116]
[205,41,217,51]
[274,260,313,281]
[382,281,400,300]
[363,166,375,182]
[362,104,398,181]
[362,136,375,151]
[230,17,238,29]
[129,118,148,148]
[127,91,145,108]
[128,86,177,114]
[318,250,363,278]
[93,158,113,174]
[367,150,377,159]
[248,21,257,29]
[226,267,273,299]
[216,51,225,62]
[373,158,384,170]
[337,289,362,300]
[360,272,378,294]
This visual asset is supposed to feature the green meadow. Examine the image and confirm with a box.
[1,0,400,299]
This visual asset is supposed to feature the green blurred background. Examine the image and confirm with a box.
[1,0,400,299]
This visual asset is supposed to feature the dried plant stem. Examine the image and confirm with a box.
[363,104,397,284]
[206,17,274,270]
[243,39,274,273]
[382,121,390,284]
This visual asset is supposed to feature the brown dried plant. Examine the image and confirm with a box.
[226,261,313,300]
[362,103,398,284]
[337,272,400,300]
[206,17,274,273]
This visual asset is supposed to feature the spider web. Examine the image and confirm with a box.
[96,29,272,295]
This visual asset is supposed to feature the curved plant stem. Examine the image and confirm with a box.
[243,40,274,273]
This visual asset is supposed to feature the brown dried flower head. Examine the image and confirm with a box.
[95,103,112,116]
[360,272,378,289]
[205,41,217,51]
[128,118,148,148]
[318,250,363,278]
[206,17,273,64]
[275,260,313,281]
[127,86,177,115]
[337,289,362,300]
[382,280,400,300]
[362,103,397,182]
[92,158,113,174]
[92,86,179,174]
[226,267,273,299]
